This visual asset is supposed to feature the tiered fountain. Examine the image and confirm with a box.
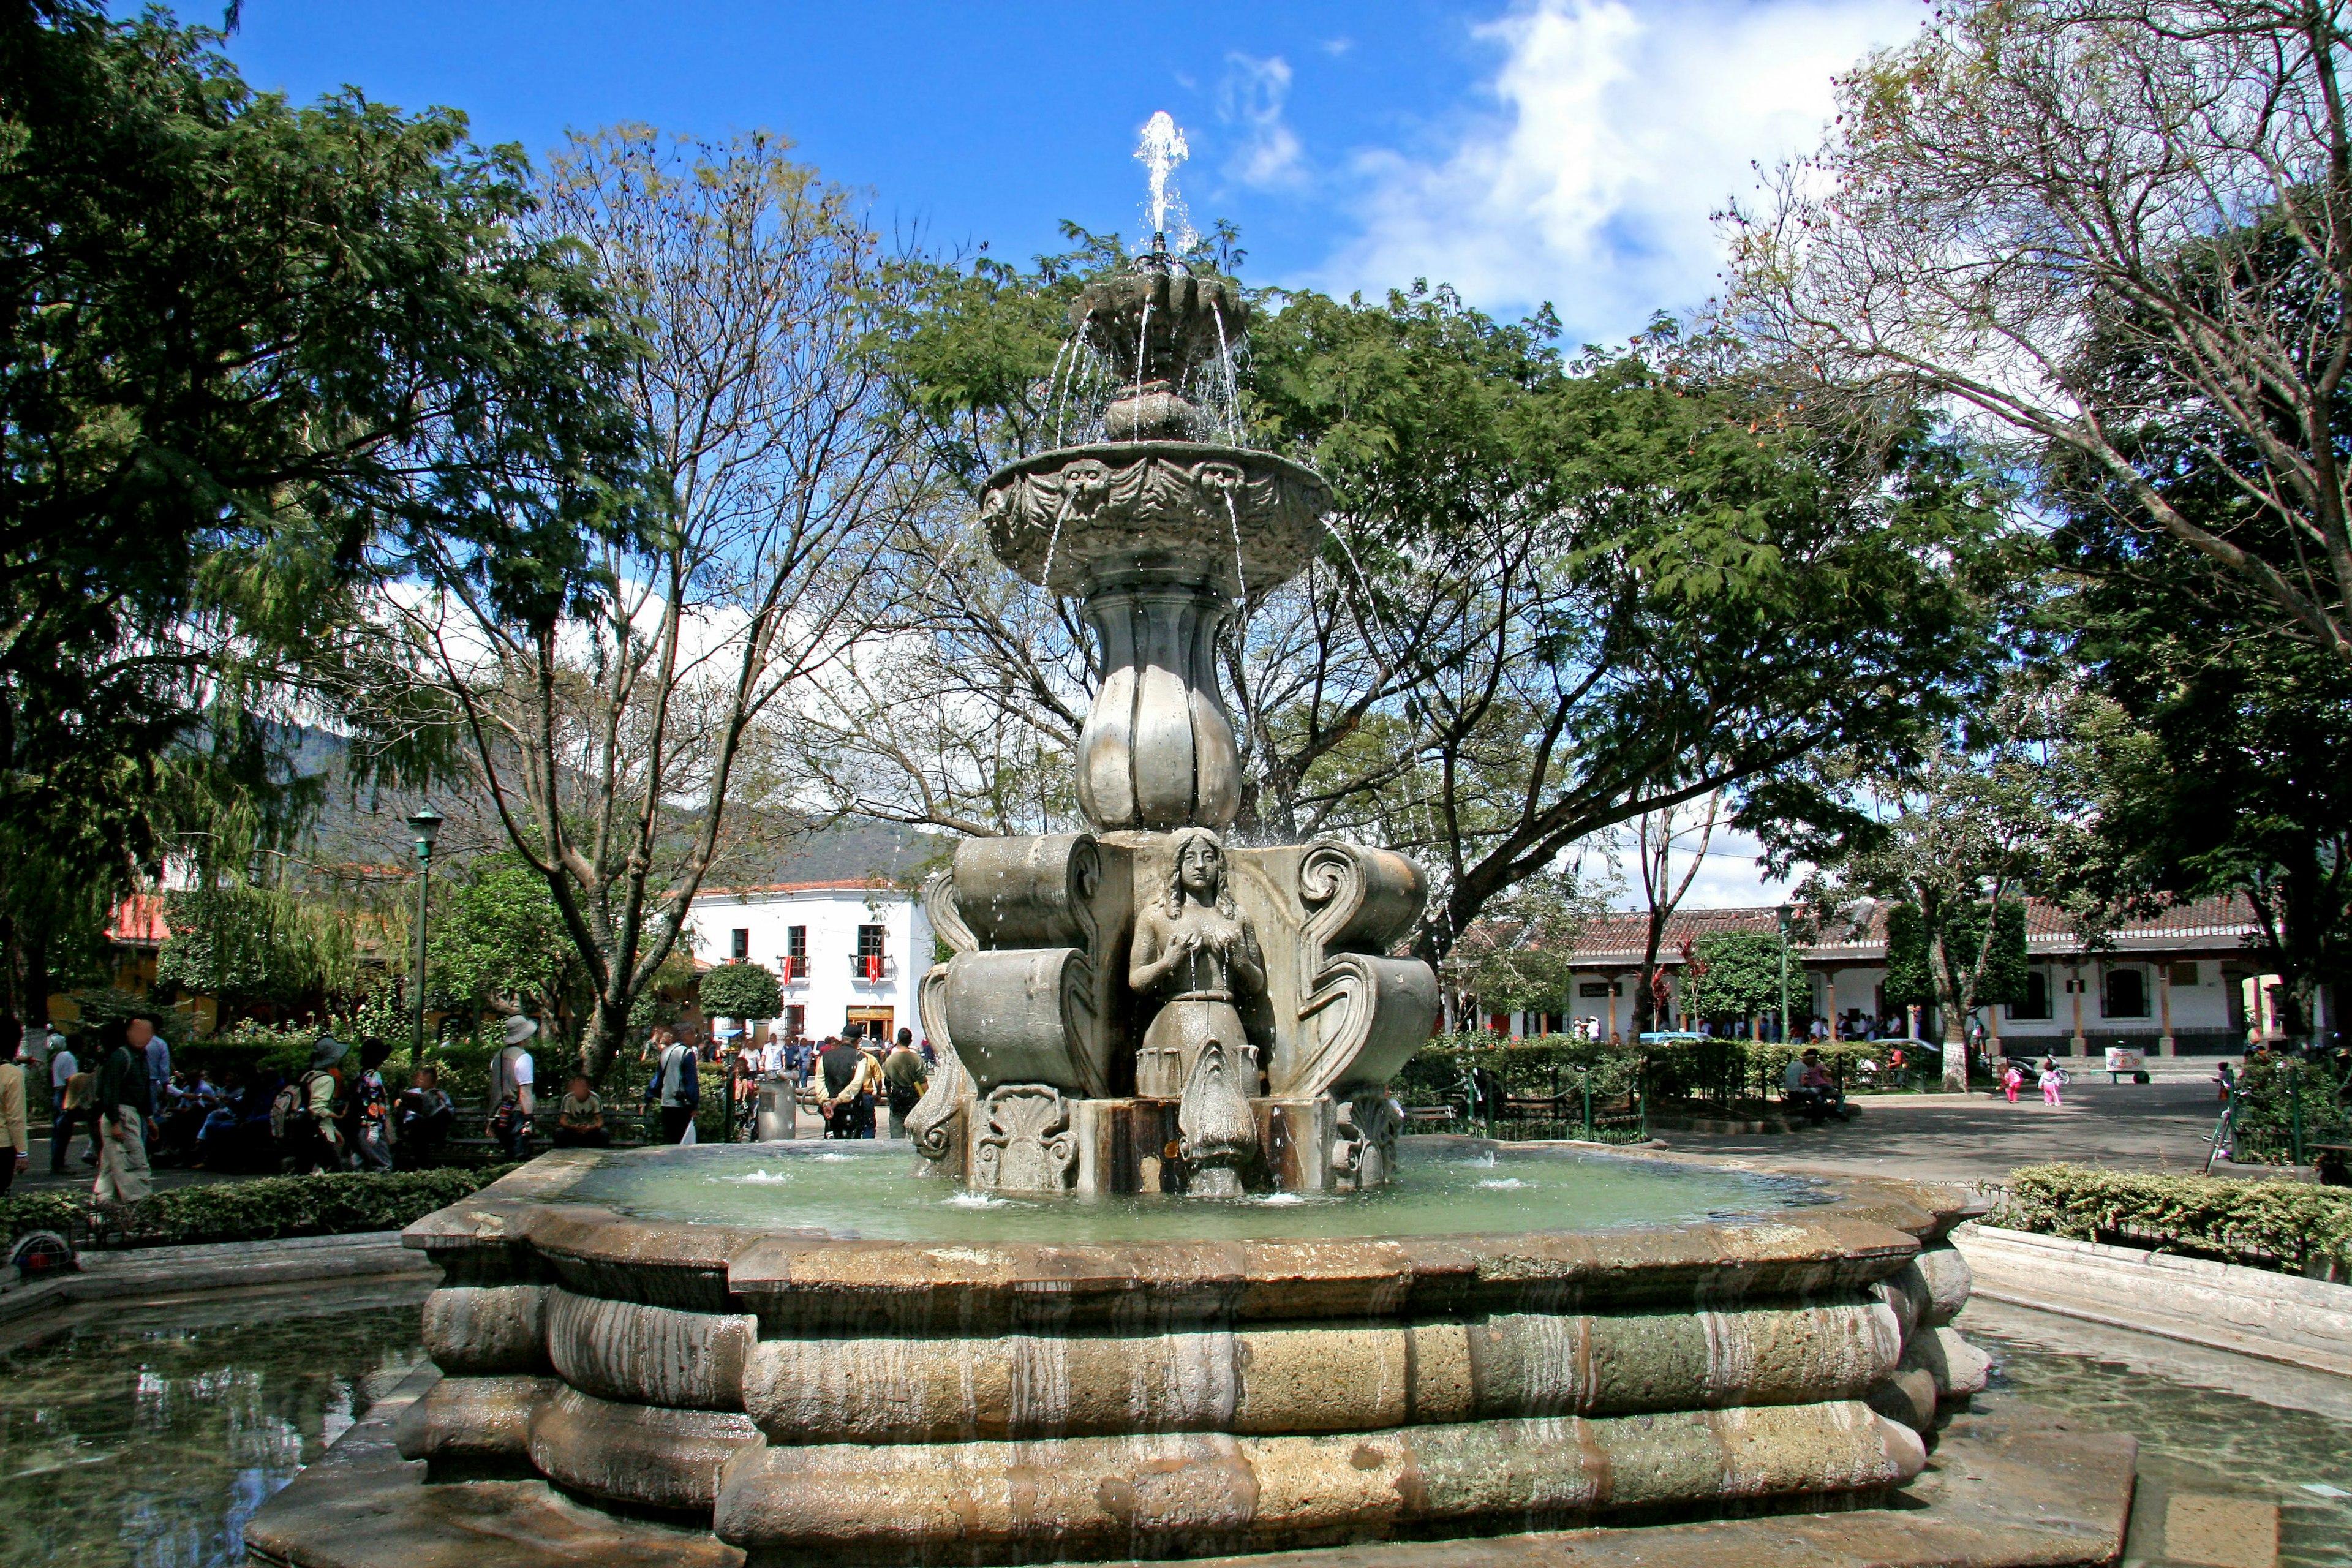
[246,118,2125,1568]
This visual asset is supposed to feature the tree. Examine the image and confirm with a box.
[2062,540,2352,1038]
[429,861,582,1028]
[154,886,369,1009]
[1880,900,2030,1026]
[1625,793,1721,1037]
[1683,932,1787,1029]
[857,258,2011,960]
[699,962,782,1025]
[1,4,649,1008]
[1792,688,2086,1088]
[378,128,925,1079]
[1727,0,2352,665]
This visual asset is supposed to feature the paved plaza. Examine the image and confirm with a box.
[1656,1077,2233,1185]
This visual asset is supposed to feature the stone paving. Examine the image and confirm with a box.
[1655,1078,2232,1185]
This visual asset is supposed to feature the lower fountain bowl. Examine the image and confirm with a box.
[369,1139,1987,1564]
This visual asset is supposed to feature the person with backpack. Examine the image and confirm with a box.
[279,1035,348,1174]
[652,1028,701,1144]
[92,1019,154,1202]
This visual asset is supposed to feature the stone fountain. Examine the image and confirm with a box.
[907,245,1438,1204]
[245,125,2137,1568]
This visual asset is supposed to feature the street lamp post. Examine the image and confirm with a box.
[406,809,444,1065]
[1776,903,1796,1045]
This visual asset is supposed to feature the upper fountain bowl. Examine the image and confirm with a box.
[1071,253,1248,426]
[981,440,1327,598]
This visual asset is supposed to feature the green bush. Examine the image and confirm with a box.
[1996,1162,2352,1276]
[1,1164,521,1251]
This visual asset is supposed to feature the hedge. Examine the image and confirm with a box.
[1995,1162,2352,1278]
[1,1164,520,1252]
[1394,1033,1939,1112]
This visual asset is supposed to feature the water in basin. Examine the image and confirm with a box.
[554,1137,1827,1242]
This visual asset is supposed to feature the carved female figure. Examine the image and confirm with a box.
[1128,828,1265,1098]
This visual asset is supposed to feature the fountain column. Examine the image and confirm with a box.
[1076,566,1238,832]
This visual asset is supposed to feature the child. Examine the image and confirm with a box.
[2038,1059,2065,1106]
[2002,1061,2022,1104]
[553,1074,609,1148]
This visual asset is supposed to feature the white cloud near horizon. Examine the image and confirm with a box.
[1308,0,1923,341]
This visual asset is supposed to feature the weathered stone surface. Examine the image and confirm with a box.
[249,1367,2132,1568]
[391,1374,554,1460]
[545,1287,754,1412]
[712,1400,1924,1556]
[1865,1366,1941,1433]
[1466,1298,1901,1415]
[1902,1324,1992,1400]
[528,1385,761,1514]
[737,1302,1898,1444]
[1916,1243,1973,1326]
[422,1285,551,1374]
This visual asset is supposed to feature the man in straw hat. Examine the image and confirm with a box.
[491,1016,538,1161]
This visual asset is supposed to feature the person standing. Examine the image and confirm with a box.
[2038,1057,2065,1106]
[47,1030,79,1174]
[653,1028,701,1144]
[92,1019,153,1202]
[815,1035,873,1139]
[0,1019,28,1196]
[492,1017,538,1161]
[287,1035,348,1174]
[349,1038,396,1171]
[882,1029,924,1139]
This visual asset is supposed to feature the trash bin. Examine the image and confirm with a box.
[755,1080,796,1142]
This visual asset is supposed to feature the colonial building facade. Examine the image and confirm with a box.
[1475,895,2295,1056]
[687,879,933,1044]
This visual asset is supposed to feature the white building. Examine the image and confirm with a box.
[688,879,933,1044]
[1464,894,2304,1055]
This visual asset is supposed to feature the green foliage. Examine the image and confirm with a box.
[430,862,581,1022]
[1883,900,2026,1011]
[1997,1163,2352,1278]
[699,962,782,1022]
[0,2,656,1024]
[2226,1055,2352,1165]
[0,1165,521,1249]
[155,886,362,1005]
[1681,932,1787,1023]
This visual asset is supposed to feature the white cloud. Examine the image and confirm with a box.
[1311,0,1922,341]
[1218,53,1306,190]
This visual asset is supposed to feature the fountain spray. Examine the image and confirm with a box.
[1135,110,1192,254]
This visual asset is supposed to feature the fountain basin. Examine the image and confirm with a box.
[980,441,1327,598]
[388,1139,1985,1563]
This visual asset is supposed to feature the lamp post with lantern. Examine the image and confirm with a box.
[406,809,444,1063]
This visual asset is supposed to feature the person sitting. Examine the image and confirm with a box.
[1782,1047,1849,1125]
[396,1066,455,1167]
[551,1074,610,1148]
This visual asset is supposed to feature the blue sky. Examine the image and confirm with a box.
[203,0,1934,905]
[205,0,1931,349]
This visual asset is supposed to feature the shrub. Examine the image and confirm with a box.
[699,962,782,1023]
[1,1164,521,1251]
[1995,1162,2352,1276]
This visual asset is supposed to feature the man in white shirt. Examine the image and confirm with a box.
[48,1035,78,1174]
[759,1035,785,1077]
[492,1016,537,1160]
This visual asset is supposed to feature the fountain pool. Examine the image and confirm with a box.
[555,1137,1827,1243]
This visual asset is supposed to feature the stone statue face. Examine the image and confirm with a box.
[1178,835,1221,902]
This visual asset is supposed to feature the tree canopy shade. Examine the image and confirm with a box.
[429,861,582,1025]
[0,2,655,1011]
[1880,900,2029,1016]
[699,962,783,1023]
[1726,0,2352,666]
[154,886,368,1008]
